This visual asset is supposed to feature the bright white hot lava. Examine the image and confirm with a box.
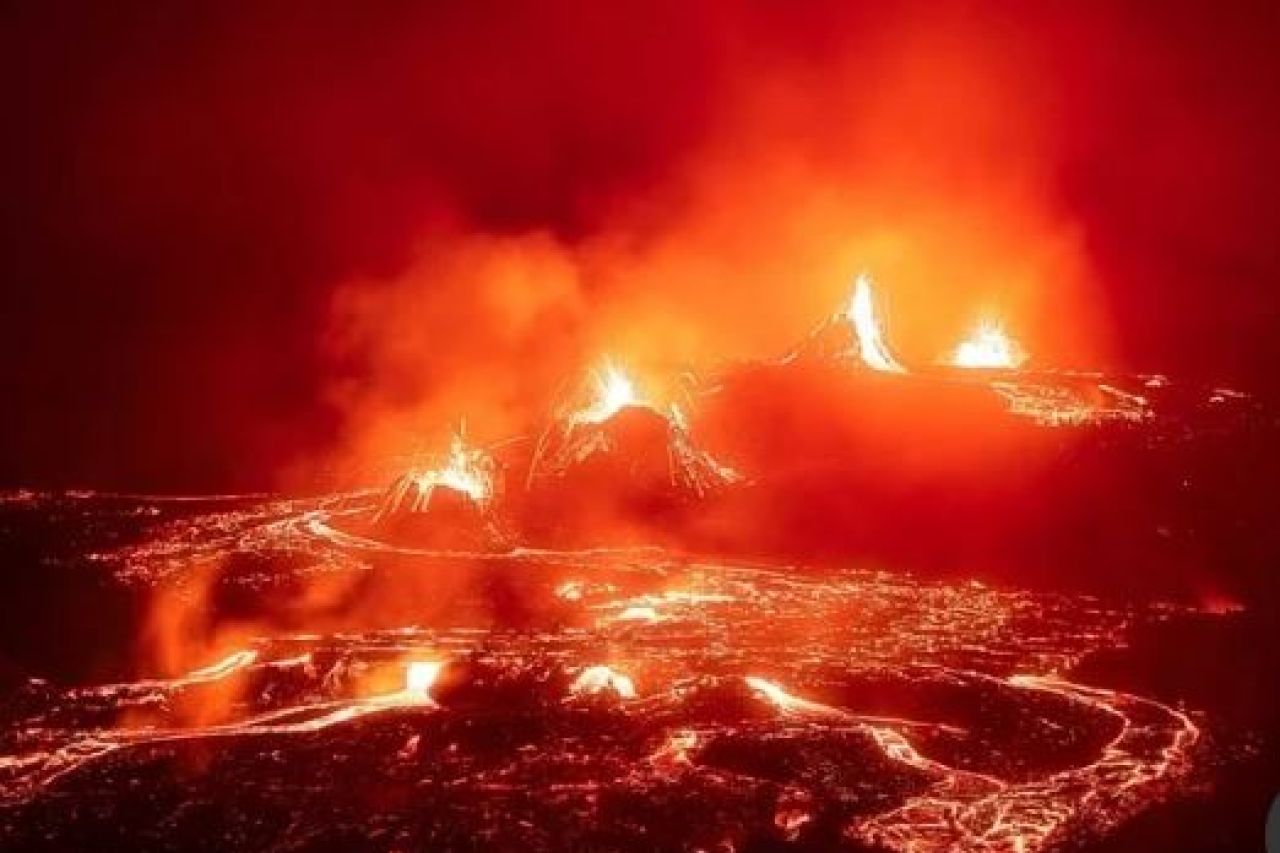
[576,360,642,425]
[570,665,637,699]
[847,273,907,373]
[952,318,1028,369]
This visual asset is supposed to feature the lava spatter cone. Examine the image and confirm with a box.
[375,478,500,550]
[562,403,682,493]
[373,433,507,551]
[524,399,741,545]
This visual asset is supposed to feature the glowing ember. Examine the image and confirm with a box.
[404,661,443,696]
[744,675,795,707]
[774,794,814,841]
[570,665,637,699]
[846,273,907,373]
[555,580,585,601]
[990,378,1151,426]
[952,318,1028,369]
[577,361,641,424]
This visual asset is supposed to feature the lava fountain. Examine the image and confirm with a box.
[951,318,1028,369]
[847,273,907,373]
[375,430,496,520]
[404,660,444,697]
[575,360,643,425]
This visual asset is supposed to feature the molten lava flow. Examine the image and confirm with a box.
[846,273,907,373]
[952,318,1028,369]
[12,507,1214,852]
[576,360,642,424]
[744,676,843,718]
[570,665,637,699]
[404,661,443,697]
[178,650,259,687]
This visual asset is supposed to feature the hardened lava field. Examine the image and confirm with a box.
[0,490,1211,853]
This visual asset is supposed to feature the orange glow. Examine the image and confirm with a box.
[404,660,443,696]
[952,318,1028,369]
[316,15,1113,487]
[614,605,662,623]
[847,274,907,373]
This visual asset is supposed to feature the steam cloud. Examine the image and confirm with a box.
[2,1,1277,489]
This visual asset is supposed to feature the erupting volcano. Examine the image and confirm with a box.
[371,431,505,550]
[1,276,1270,851]
[2,6,1277,852]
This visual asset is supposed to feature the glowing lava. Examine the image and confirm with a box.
[614,605,662,623]
[570,665,637,699]
[417,432,493,504]
[577,361,642,424]
[178,650,259,686]
[6,510,1212,853]
[744,675,842,718]
[952,318,1028,369]
[404,661,444,697]
[847,273,907,373]
[379,431,495,518]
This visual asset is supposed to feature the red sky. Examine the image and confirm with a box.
[2,1,1278,490]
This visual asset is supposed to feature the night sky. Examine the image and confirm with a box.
[3,1,1278,491]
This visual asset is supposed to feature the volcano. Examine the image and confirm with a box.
[0,284,1274,853]
[522,402,740,545]
[370,433,507,551]
[0,343,1274,853]
[374,478,502,551]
